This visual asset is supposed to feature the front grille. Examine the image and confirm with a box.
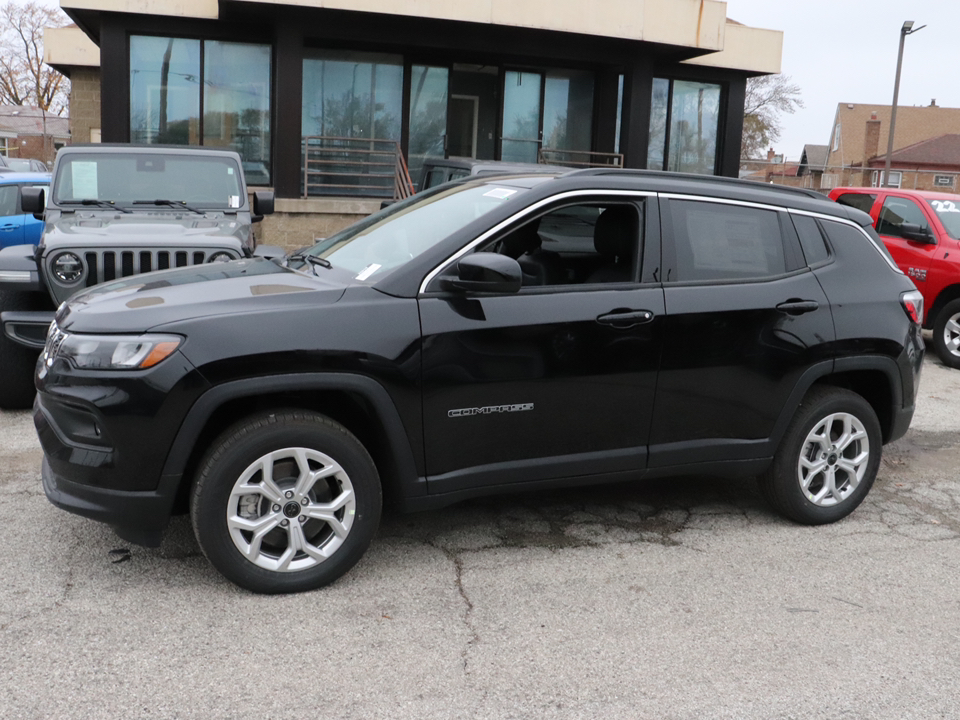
[77,248,224,287]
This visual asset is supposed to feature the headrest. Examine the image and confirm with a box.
[500,218,542,258]
[593,206,637,258]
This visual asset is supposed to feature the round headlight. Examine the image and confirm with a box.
[52,253,83,283]
[207,252,234,263]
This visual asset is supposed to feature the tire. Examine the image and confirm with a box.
[759,386,882,525]
[191,410,382,594]
[932,298,960,369]
[0,290,45,410]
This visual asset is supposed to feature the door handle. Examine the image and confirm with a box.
[776,299,819,315]
[596,309,655,329]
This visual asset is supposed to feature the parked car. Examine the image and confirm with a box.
[0,172,50,249]
[417,157,568,191]
[4,158,50,173]
[829,186,960,368]
[0,144,275,409]
[36,169,923,594]
[0,155,13,173]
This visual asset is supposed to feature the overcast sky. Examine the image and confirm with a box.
[724,0,960,160]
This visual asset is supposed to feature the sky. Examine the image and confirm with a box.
[723,0,960,161]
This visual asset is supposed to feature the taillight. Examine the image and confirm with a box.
[901,290,924,325]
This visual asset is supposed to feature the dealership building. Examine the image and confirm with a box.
[45,0,782,246]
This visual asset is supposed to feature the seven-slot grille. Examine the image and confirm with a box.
[78,249,220,287]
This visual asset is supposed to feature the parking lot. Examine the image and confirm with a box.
[1,350,959,719]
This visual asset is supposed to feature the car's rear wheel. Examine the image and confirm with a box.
[0,290,44,410]
[191,410,381,594]
[759,386,881,525]
[932,299,960,369]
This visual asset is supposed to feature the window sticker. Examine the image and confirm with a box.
[355,263,381,281]
[229,195,240,208]
[227,167,234,175]
[71,162,99,199]
[483,188,518,200]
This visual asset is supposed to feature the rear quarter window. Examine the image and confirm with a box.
[791,214,831,266]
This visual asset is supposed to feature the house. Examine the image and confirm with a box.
[797,144,828,191]
[822,101,960,190]
[0,105,70,165]
[42,0,785,247]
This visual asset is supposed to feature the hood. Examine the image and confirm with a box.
[56,258,348,334]
[43,210,248,248]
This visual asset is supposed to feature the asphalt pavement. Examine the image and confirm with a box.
[2,351,960,719]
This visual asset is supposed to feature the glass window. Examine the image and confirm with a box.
[501,71,542,163]
[878,197,930,238]
[408,66,449,190]
[791,214,831,266]
[481,202,642,287]
[130,36,201,145]
[203,41,272,182]
[835,192,876,215]
[0,185,17,217]
[541,70,594,153]
[614,74,624,155]
[670,200,786,281]
[928,198,960,238]
[871,170,902,188]
[647,78,669,170]
[667,81,721,174]
[302,50,403,141]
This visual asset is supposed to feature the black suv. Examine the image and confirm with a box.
[35,170,924,593]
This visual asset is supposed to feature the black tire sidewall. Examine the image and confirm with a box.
[932,299,960,369]
[191,411,382,594]
[767,388,882,525]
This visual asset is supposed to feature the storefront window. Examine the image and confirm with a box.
[408,65,448,189]
[542,70,594,154]
[129,36,272,183]
[647,78,721,175]
[203,41,272,186]
[130,36,201,145]
[501,71,542,164]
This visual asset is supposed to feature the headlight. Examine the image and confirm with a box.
[207,252,234,263]
[52,252,83,283]
[51,331,183,370]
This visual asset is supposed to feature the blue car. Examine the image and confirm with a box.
[0,172,50,249]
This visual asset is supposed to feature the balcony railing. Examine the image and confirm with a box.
[538,148,624,168]
[302,136,415,200]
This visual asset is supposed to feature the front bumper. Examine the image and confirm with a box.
[42,455,179,547]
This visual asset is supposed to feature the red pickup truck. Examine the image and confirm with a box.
[829,186,960,368]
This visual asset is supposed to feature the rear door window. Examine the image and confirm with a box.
[835,192,876,215]
[791,214,831,266]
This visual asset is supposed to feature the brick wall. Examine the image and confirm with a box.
[69,68,101,145]
[253,198,382,253]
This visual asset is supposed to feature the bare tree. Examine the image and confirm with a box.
[741,74,803,159]
[0,0,72,114]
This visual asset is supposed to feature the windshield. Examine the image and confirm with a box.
[53,153,244,210]
[292,182,529,282]
[927,198,960,238]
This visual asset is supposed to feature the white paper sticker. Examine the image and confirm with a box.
[483,188,518,199]
[355,263,381,281]
[229,195,240,208]
[227,167,234,175]
[71,162,99,200]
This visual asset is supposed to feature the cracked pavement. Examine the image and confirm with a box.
[2,351,960,719]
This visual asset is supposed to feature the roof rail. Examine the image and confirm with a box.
[565,168,827,201]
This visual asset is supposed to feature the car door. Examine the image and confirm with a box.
[0,184,23,248]
[649,195,835,469]
[875,194,938,284]
[418,193,664,494]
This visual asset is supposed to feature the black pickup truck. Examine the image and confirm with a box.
[34,168,923,593]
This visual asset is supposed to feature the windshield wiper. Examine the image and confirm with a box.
[60,199,132,213]
[132,199,203,213]
[286,253,332,273]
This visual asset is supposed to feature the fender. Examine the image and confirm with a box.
[0,244,44,293]
[159,372,424,498]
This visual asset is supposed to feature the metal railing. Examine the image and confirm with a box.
[302,136,415,199]
[539,148,624,168]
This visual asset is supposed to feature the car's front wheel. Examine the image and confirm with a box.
[932,298,960,369]
[191,410,382,594]
[759,386,881,525]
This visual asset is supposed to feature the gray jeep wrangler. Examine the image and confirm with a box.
[0,144,275,409]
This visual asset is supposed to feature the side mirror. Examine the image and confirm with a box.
[21,186,45,217]
[901,223,935,244]
[441,253,522,294]
[252,191,274,222]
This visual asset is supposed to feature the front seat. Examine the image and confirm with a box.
[586,206,638,283]
[500,219,564,286]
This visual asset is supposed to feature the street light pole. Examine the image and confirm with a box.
[883,20,925,187]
